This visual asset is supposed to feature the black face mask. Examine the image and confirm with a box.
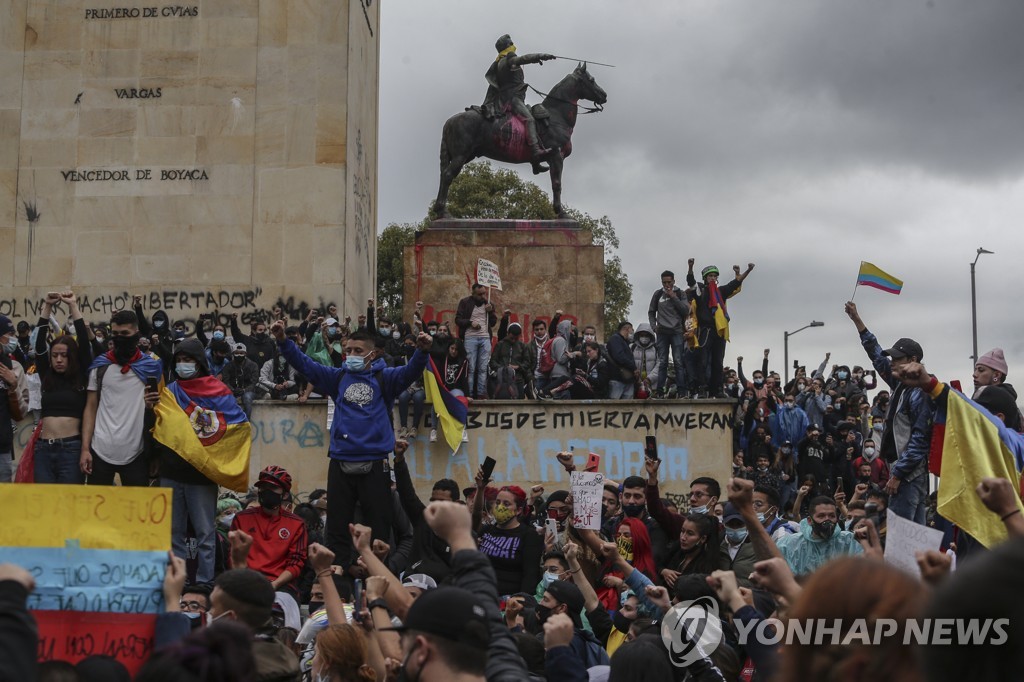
[254,332,268,341]
[112,334,139,363]
[535,604,553,626]
[613,610,634,634]
[622,503,645,518]
[812,520,836,540]
[234,355,246,364]
[307,601,324,614]
[258,489,283,510]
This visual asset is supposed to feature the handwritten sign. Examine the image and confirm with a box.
[0,484,171,675]
[571,471,604,530]
[476,258,502,291]
[883,508,944,575]
[0,484,171,550]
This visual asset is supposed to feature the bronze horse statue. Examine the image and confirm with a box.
[434,63,607,219]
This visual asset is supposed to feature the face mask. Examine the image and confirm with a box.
[233,355,246,363]
[219,513,235,529]
[858,475,872,484]
[617,536,634,562]
[174,329,185,339]
[154,320,165,329]
[812,519,836,539]
[753,378,764,386]
[492,503,516,525]
[784,401,795,408]
[781,447,792,455]
[213,331,225,340]
[176,362,197,379]
[308,601,324,614]
[534,333,547,342]
[837,371,849,380]
[395,642,421,682]
[345,353,368,372]
[756,511,768,525]
[392,331,401,340]
[254,332,268,341]
[690,504,709,515]
[621,503,644,518]
[798,383,806,391]
[612,609,635,633]
[258,488,283,510]
[863,447,876,459]
[725,527,748,544]
[3,337,17,354]
[205,610,231,627]
[379,327,390,336]
[757,465,768,472]
[183,611,202,621]
[637,336,651,347]
[112,334,139,362]
[584,334,595,342]
[541,570,560,588]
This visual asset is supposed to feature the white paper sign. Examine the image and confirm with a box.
[570,471,604,530]
[883,508,944,575]
[476,258,502,291]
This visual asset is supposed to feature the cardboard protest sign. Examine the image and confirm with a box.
[0,484,171,675]
[476,258,502,291]
[883,508,944,576]
[571,471,604,530]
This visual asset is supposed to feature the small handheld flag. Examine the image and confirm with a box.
[854,261,903,299]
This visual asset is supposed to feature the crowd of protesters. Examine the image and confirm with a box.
[2,271,1024,681]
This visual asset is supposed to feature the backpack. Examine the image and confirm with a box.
[538,337,557,375]
[491,366,519,399]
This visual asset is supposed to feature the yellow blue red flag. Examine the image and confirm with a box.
[423,356,469,454]
[930,382,1024,548]
[153,376,251,491]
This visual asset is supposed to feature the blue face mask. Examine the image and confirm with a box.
[725,527,748,545]
[176,362,198,379]
[3,337,17,354]
[541,570,561,588]
[213,331,225,340]
[837,371,849,380]
[327,327,341,338]
[690,504,710,515]
[345,354,368,372]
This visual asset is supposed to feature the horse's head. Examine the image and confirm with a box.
[572,62,607,108]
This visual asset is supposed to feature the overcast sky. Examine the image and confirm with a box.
[378,0,1024,393]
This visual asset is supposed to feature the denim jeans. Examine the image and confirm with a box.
[398,388,426,428]
[34,437,84,484]
[607,380,635,399]
[0,452,11,482]
[236,391,255,418]
[464,336,491,398]
[656,330,686,392]
[162,477,219,583]
[889,474,928,525]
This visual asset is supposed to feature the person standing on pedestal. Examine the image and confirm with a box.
[455,283,497,400]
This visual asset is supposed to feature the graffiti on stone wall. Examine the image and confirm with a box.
[352,129,373,272]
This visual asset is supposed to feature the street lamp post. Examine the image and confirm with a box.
[971,247,994,366]
[784,321,825,385]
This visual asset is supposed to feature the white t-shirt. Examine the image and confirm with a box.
[88,366,147,465]
[466,304,489,338]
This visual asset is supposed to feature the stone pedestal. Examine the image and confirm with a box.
[0,0,379,327]
[403,219,606,335]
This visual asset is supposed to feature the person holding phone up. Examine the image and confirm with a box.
[80,309,163,486]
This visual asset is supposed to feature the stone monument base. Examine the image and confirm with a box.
[404,219,605,334]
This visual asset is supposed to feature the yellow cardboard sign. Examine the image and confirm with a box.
[0,484,171,551]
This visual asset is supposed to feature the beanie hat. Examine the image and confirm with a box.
[978,348,1009,377]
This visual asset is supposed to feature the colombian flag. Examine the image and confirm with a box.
[707,280,738,341]
[856,262,904,295]
[153,376,251,491]
[423,356,468,454]
[930,382,1024,548]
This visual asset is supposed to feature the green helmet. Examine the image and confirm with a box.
[701,265,720,280]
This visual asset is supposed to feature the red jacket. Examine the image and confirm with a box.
[852,456,890,486]
[231,507,308,583]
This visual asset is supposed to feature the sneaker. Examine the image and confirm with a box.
[407,427,418,440]
[666,385,678,399]
[537,392,553,401]
[429,429,437,443]
[461,430,469,443]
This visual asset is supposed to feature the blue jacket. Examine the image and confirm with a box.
[279,339,427,461]
[606,330,636,373]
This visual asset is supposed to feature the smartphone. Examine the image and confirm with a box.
[836,477,844,492]
[481,456,497,483]
[146,378,159,393]
[584,452,601,472]
[644,435,659,460]
[545,517,559,538]
[352,579,363,623]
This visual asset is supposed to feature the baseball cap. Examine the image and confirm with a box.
[382,587,490,649]
[883,338,923,361]
[402,574,438,591]
[233,343,247,355]
[0,315,14,337]
[545,579,585,616]
[722,502,743,524]
[324,317,339,327]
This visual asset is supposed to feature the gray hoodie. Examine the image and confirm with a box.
[550,320,573,379]
[631,323,661,387]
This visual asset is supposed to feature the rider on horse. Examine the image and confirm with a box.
[482,34,555,160]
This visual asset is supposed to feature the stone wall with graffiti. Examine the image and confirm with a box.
[11,399,731,505]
